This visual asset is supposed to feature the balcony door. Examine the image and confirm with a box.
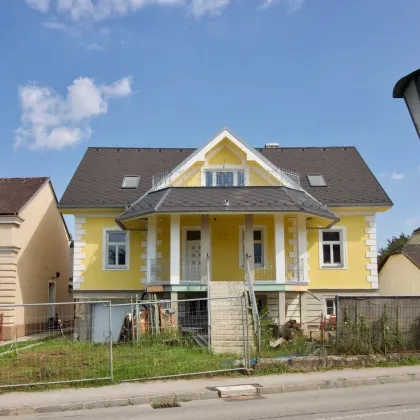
[185,230,201,282]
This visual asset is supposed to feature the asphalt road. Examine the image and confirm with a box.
[18,381,420,419]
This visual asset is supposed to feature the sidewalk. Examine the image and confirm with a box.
[1,365,420,416]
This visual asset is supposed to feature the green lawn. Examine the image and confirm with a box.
[0,337,244,388]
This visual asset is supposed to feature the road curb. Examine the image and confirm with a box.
[1,372,419,416]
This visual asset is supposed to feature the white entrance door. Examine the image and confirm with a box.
[48,281,56,319]
[186,240,201,281]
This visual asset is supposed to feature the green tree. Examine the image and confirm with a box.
[378,233,410,266]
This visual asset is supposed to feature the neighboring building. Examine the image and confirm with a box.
[0,178,71,340]
[59,128,392,328]
[379,228,420,295]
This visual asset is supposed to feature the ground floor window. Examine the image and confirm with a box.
[103,228,130,270]
[325,298,336,316]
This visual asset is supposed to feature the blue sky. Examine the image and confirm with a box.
[0,0,419,247]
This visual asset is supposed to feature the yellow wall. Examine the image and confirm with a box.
[171,137,281,187]
[379,254,420,295]
[307,215,371,289]
[77,217,144,291]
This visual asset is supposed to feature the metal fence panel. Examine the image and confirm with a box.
[336,296,420,354]
[0,301,112,388]
[112,296,249,382]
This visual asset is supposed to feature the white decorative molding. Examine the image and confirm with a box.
[274,214,285,284]
[73,264,85,271]
[365,239,376,246]
[147,216,157,282]
[74,217,87,224]
[141,253,147,260]
[74,229,86,236]
[73,277,84,283]
[365,228,376,234]
[73,283,81,290]
[156,252,162,259]
[288,227,296,233]
[370,257,377,264]
[0,216,25,227]
[170,215,181,285]
[74,241,86,248]
[367,264,377,270]
[366,251,377,258]
[367,275,378,283]
[141,266,147,272]
[74,270,83,278]
[288,239,297,245]
[157,240,162,246]
[364,215,376,222]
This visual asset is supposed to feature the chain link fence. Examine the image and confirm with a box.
[0,296,251,388]
[335,296,420,355]
[0,301,112,388]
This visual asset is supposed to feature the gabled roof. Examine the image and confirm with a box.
[0,178,49,215]
[58,129,392,209]
[379,244,420,272]
[117,186,338,222]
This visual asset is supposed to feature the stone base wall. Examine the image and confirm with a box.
[255,353,420,372]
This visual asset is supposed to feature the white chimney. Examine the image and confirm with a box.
[264,143,280,148]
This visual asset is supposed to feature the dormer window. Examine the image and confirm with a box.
[121,176,140,189]
[307,174,326,187]
[204,169,246,187]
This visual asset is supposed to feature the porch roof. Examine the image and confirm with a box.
[117,186,338,222]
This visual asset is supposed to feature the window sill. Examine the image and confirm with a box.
[320,265,347,270]
[103,266,130,271]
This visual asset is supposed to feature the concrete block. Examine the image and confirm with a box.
[106,399,129,408]
[58,402,84,412]
[320,381,334,390]
[149,395,176,405]
[217,385,257,398]
[84,401,107,410]
[283,383,320,393]
[35,405,60,414]
[377,375,410,384]
[8,407,35,416]
[129,396,150,406]
[257,385,284,395]
[199,391,220,400]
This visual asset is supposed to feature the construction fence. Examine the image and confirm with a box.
[333,296,420,355]
[0,296,251,388]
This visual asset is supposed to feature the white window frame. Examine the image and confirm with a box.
[102,227,130,270]
[325,297,336,318]
[318,226,347,269]
[201,165,248,187]
[239,225,267,268]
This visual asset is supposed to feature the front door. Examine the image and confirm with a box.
[185,230,201,281]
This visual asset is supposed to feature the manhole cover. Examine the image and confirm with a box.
[151,402,181,409]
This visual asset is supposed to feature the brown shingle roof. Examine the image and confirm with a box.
[0,178,49,215]
[118,186,338,221]
[402,245,420,270]
[59,146,392,209]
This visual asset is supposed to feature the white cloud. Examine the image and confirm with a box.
[390,172,405,181]
[26,0,51,12]
[15,76,132,151]
[260,0,303,10]
[83,43,105,51]
[26,0,301,19]
[405,217,420,227]
[189,0,231,16]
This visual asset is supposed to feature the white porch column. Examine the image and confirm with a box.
[170,215,181,285]
[244,214,254,275]
[297,214,308,283]
[274,214,286,284]
[201,215,211,283]
[147,215,157,283]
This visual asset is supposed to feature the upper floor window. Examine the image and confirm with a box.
[205,170,246,187]
[307,174,326,187]
[103,228,130,270]
[319,228,347,269]
[121,176,140,189]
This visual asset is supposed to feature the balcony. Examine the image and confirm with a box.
[286,256,306,283]
[148,259,209,285]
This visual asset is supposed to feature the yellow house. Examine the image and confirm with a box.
[59,128,392,328]
[379,228,420,295]
[0,178,72,339]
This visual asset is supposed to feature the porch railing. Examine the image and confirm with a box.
[286,256,305,282]
[148,259,207,284]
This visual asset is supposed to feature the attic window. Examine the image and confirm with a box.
[121,176,140,189]
[307,174,326,187]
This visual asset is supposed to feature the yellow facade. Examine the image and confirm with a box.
[77,217,145,291]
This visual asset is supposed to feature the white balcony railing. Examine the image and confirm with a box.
[148,259,207,284]
[286,257,305,282]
